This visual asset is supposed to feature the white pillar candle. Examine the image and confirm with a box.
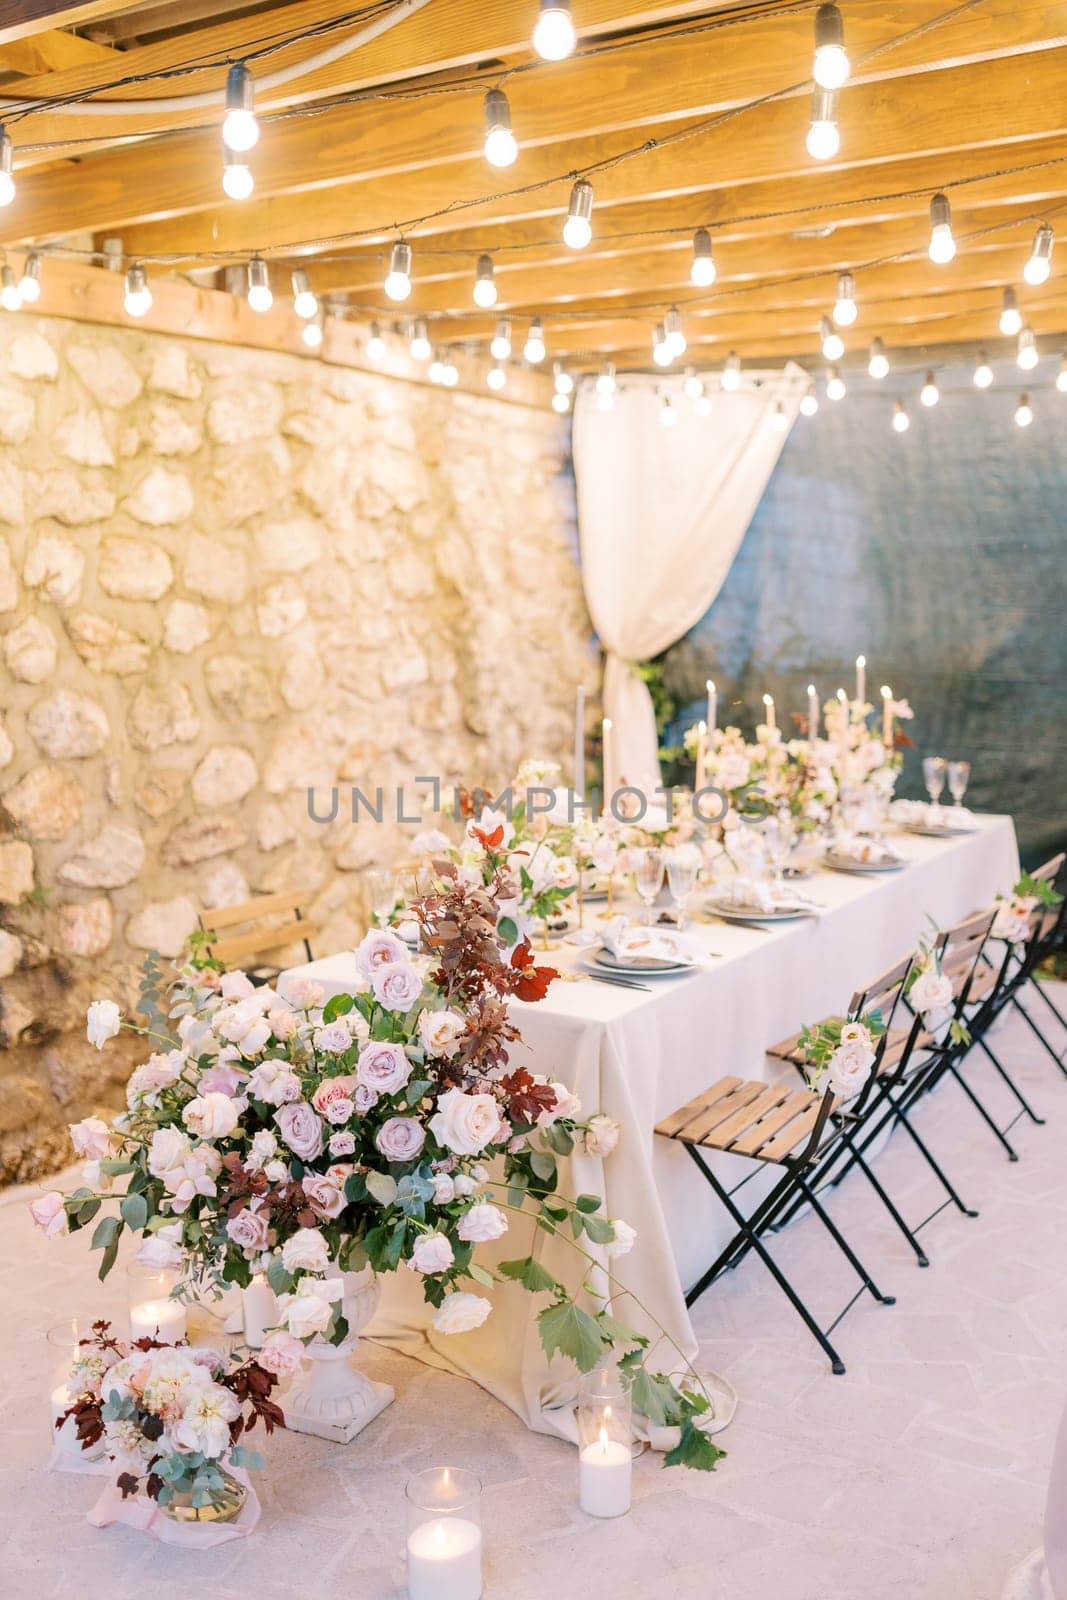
[242,1273,278,1349]
[807,683,819,739]
[855,654,866,703]
[407,1516,483,1600]
[881,684,893,748]
[762,692,776,730]
[51,1383,82,1455]
[705,678,717,734]
[574,684,585,801]
[579,1430,632,1518]
[129,1298,187,1344]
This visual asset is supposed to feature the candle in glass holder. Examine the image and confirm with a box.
[705,678,717,734]
[406,1467,483,1600]
[127,1263,187,1344]
[577,1368,632,1519]
[47,1318,105,1461]
[881,684,893,748]
[855,654,866,703]
[807,683,819,740]
[242,1273,278,1349]
[762,692,776,731]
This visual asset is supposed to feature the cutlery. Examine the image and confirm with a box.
[710,915,775,934]
[586,972,653,992]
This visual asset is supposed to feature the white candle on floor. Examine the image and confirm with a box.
[242,1273,277,1349]
[579,1429,632,1518]
[51,1382,81,1455]
[407,1516,483,1600]
[129,1297,187,1344]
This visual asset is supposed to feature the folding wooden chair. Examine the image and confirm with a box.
[198,890,318,980]
[994,853,1067,1074]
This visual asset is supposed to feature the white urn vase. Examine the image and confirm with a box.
[282,1267,394,1444]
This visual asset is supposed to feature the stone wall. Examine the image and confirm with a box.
[0,316,590,1184]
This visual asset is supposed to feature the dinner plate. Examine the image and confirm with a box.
[706,899,812,923]
[592,948,693,976]
[823,851,906,874]
[903,822,977,839]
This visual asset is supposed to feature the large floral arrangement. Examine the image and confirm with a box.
[56,1320,283,1507]
[821,693,912,812]
[33,851,722,1472]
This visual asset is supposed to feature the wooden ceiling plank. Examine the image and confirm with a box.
[0,2,144,45]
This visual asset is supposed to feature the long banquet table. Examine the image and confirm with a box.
[280,814,1020,1439]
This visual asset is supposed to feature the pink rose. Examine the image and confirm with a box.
[302,1164,352,1219]
[274,1101,325,1161]
[286,977,324,1010]
[197,1061,246,1098]
[326,1098,353,1124]
[29,1191,67,1237]
[371,962,423,1012]
[312,1075,359,1116]
[375,1117,426,1162]
[356,1041,411,1096]
[258,1330,304,1380]
[329,1131,356,1157]
[356,928,409,977]
[354,1084,379,1113]
[313,1021,351,1054]
[226,1207,270,1252]
[69,1116,110,1160]
[220,971,256,1001]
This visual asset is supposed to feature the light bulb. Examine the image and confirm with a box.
[693,391,712,417]
[491,319,512,361]
[596,361,617,399]
[892,401,910,433]
[409,319,431,361]
[563,179,594,249]
[1057,358,1067,393]
[222,63,258,153]
[366,322,386,362]
[597,388,615,413]
[999,287,1022,337]
[813,4,850,90]
[771,400,789,432]
[1017,325,1038,370]
[441,359,459,388]
[806,89,840,160]
[384,241,412,302]
[659,396,678,427]
[301,319,323,350]
[246,258,272,313]
[832,271,857,326]
[473,254,497,308]
[690,227,716,288]
[868,338,889,380]
[221,148,254,200]
[553,362,574,396]
[18,253,40,303]
[973,351,993,389]
[826,367,846,401]
[552,390,571,414]
[800,386,819,416]
[533,0,575,61]
[291,269,317,320]
[486,362,507,391]
[123,262,153,318]
[820,317,844,362]
[524,319,546,364]
[1015,393,1033,428]
[0,129,15,207]
[1024,223,1053,286]
[652,323,673,367]
[483,88,518,169]
[928,193,956,264]
[428,353,445,384]
[721,352,741,391]
[683,367,703,400]
[664,306,686,358]
[920,371,939,406]
[0,266,19,312]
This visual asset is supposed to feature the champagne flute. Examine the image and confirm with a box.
[922,756,947,812]
[666,854,698,929]
[633,848,665,925]
[367,868,397,925]
[947,760,971,808]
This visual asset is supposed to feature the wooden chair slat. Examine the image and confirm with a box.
[673,1081,766,1145]
[729,1089,816,1155]
[758,1102,824,1163]
[766,1028,806,1062]
[1033,853,1065,883]
[655,1076,743,1139]
[203,889,308,930]
[705,1084,794,1149]
[210,918,319,966]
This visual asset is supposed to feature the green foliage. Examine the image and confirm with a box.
[1016,871,1064,908]
[498,1255,560,1294]
[537,1299,607,1373]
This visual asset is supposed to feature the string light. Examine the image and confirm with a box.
[533,0,576,61]
[826,367,846,401]
[664,306,686,359]
[123,262,153,317]
[892,401,910,433]
[999,287,1022,337]
[771,400,789,432]
[721,352,741,391]
[428,350,445,384]
[832,271,857,327]
[409,318,431,361]
[222,63,259,153]
[18,253,40,304]
[813,4,850,90]
[246,257,272,313]
[563,180,594,249]
[0,129,15,208]
[683,366,703,400]
[221,145,254,200]
[693,391,712,417]
[486,362,507,391]
[553,361,574,396]
[1057,357,1067,393]
[524,318,546,364]
[690,228,716,288]
[920,371,939,406]
[1023,223,1053,286]
[652,323,673,367]
[483,88,518,169]
[365,322,386,362]
[1015,393,1033,427]
[473,254,497,308]
[659,394,678,428]
[820,316,844,361]
[800,384,819,416]
[552,389,571,414]
[1017,325,1038,370]
[490,318,512,360]
[384,241,412,302]
[806,89,840,161]
[0,266,19,312]
[973,351,993,388]
[441,356,459,388]
[301,318,323,350]
[596,361,617,400]
[928,193,956,264]
[868,338,889,379]
[291,269,317,319]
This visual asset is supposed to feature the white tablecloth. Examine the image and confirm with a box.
[281,815,1020,1438]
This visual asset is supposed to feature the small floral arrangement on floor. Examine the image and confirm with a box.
[992,872,1064,946]
[56,1320,283,1506]
[797,1012,887,1098]
[905,929,967,1045]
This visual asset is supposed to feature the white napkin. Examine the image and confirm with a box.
[600,917,697,965]
[710,877,824,915]
[832,831,902,864]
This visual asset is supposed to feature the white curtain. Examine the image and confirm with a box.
[573,363,808,792]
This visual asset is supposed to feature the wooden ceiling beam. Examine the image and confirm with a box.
[0,1,143,45]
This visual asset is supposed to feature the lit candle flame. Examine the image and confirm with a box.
[599,1427,609,1453]
[706,678,715,694]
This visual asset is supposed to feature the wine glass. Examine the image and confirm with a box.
[666,853,698,929]
[367,868,397,925]
[947,760,971,808]
[633,847,665,925]
[922,756,947,811]
[762,812,795,886]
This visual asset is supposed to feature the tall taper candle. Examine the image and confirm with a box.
[881,685,893,748]
[705,678,717,734]
[574,685,585,801]
[694,720,707,790]
[807,683,819,740]
[855,654,866,704]
[602,717,614,809]
[762,692,776,731]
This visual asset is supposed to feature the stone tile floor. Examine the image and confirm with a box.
[3,988,1065,1599]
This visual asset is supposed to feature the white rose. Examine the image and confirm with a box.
[429,1088,505,1157]
[410,1232,455,1274]
[538,1081,581,1126]
[148,1125,193,1180]
[69,1115,111,1161]
[432,1292,493,1335]
[247,1060,302,1107]
[137,1222,185,1271]
[86,999,121,1050]
[220,971,256,1001]
[456,1202,508,1243]
[911,969,954,1016]
[827,1040,875,1098]
[247,1130,278,1170]
[182,1092,240,1140]
[281,1227,330,1275]
[606,1218,637,1257]
[279,1282,343,1341]
[313,1021,352,1054]
[417,1009,467,1060]
[583,1114,621,1158]
[453,1174,479,1198]
[431,1172,456,1204]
